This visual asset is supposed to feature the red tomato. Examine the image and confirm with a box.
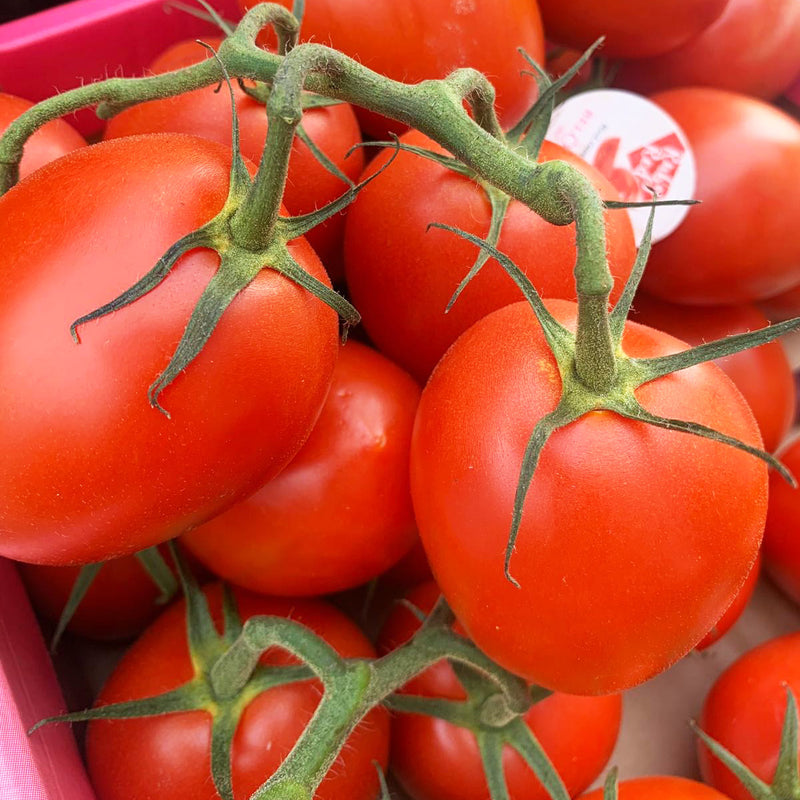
[18,547,174,641]
[86,584,389,800]
[103,38,364,279]
[537,0,728,59]
[695,553,760,651]
[615,0,800,100]
[344,131,636,382]
[0,135,338,566]
[641,88,800,305]
[238,0,545,138]
[181,340,421,596]
[763,436,800,605]
[378,582,622,800]
[631,295,795,452]
[698,632,800,800]
[0,92,85,179]
[411,300,767,694]
[580,776,734,800]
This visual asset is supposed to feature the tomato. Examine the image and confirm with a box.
[631,295,795,453]
[86,584,390,800]
[641,88,800,305]
[697,632,800,800]
[411,299,767,694]
[695,553,760,651]
[181,340,421,596]
[0,134,338,566]
[344,131,636,382]
[763,436,800,605]
[579,776,735,800]
[377,582,622,800]
[238,0,545,138]
[615,0,800,100]
[103,38,364,280]
[537,0,728,59]
[0,92,85,179]
[18,547,173,642]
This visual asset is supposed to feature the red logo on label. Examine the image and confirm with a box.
[592,133,685,202]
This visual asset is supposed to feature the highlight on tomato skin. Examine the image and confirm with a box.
[181,339,421,597]
[0,92,85,179]
[377,582,623,800]
[86,584,390,800]
[697,632,800,800]
[411,299,768,695]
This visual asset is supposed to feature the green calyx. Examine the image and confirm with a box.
[434,201,798,586]
[69,40,361,415]
[30,549,315,800]
[692,688,800,800]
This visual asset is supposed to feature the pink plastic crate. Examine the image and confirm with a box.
[0,2,243,797]
[0,0,242,136]
[0,559,95,800]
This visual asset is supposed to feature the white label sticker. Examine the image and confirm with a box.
[547,89,696,243]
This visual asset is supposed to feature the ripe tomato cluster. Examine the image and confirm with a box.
[1,1,800,799]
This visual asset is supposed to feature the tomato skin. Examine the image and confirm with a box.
[695,553,760,651]
[0,135,338,566]
[103,38,364,279]
[0,92,85,179]
[86,584,389,800]
[697,632,800,800]
[18,548,169,641]
[580,776,735,800]
[641,88,800,305]
[538,0,728,59]
[344,131,636,383]
[411,299,767,694]
[615,0,800,100]
[377,582,622,800]
[181,340,421,596]
[763,437,800,605]
[238,0,545,138]
[631,295,795,453]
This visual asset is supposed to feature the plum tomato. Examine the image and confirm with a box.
[238,0,545,138]
[344,131,636,383]
[614,0,800,100]
[103,37,364,279]
[537,0,728,59]
[698,632,800,800]
[86,584,390,800]
[411,299,767,694]
[181,340,421,596]
[377,582,622,800]
[0,134,338,566]
[641,88,800,305]
[631,295,795,453]
[0,92,85,179]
